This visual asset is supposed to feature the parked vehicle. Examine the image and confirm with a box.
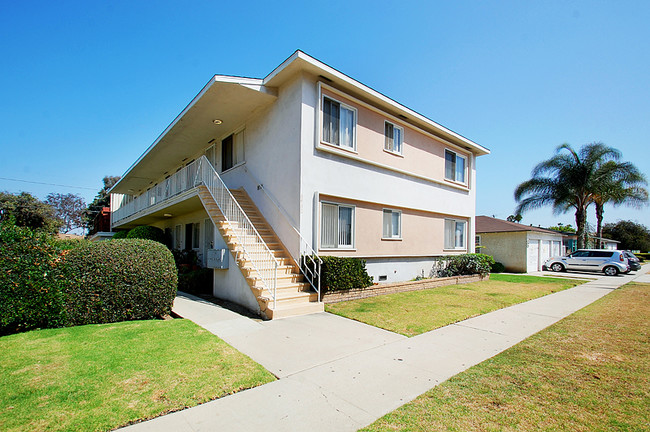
[622,251,641,271]
[543,249,629,276]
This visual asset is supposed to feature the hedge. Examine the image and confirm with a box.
[432,253,495,277]
[126,225,165,244]
[491,261,506,273]
[111,230,128,239]
[0,221,65,335]
[58,239,178,325]
[320,256,373,292]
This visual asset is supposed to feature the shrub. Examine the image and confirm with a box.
[634,253,648,262]
[0,221,65,335]
[58,239,177,325]
[491,261,506,273]
[431,253,495,278]
[126,225,165,244]
[111,230,128,239]
[320,256,373,292]
[178,267,213,295]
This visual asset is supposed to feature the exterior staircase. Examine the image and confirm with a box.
[197,185,323,319]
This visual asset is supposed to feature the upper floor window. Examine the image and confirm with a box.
[222,130,244,172]
[445,149,466,184]
[384,121,403,155]
[382,209,401,239]
[444,218,466,250]
[321,202,354,249]
[322,96,356,150]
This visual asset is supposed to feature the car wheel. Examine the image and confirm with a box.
[603,266,619,276]
[550,263,564,272]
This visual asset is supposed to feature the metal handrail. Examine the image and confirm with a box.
[243,167,322,301]
[195,156,279,309]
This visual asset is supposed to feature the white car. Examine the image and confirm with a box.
[543,249,629,276]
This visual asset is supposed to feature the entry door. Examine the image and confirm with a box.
[527,241,539,272]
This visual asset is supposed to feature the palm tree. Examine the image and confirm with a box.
[592,160,648,248]
[514,143,621,249]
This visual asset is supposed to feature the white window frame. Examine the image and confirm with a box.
[384,121,403,155]
[321,95,357,151]
[382,209,402,239]
[320,202,355,249]
[444,149,467,184]
[221,129,245,173]
[444,218,467,250]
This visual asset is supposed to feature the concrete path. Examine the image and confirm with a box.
[122,265,650,432]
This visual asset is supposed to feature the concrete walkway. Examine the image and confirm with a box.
[122,265,650,432]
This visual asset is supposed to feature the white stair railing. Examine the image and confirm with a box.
[194,156,279,309]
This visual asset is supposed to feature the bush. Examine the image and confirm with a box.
[320,256,373,292]
[634,253,649,262]
[126,225,165,244]
[0,221,65,335]
[491,262,506,273]
[111,230,128,239]
[432,253,495,278]
[58,239,177,325]
[178,267,213,295]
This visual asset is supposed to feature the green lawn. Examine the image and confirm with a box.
[361,282,650,431]
[0,319,275,432]
[325,274,583,336]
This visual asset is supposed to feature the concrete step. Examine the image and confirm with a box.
[265,302,325,320]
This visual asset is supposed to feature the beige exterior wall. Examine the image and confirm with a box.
[318,194,469,258]
[478,231,529,272]
[320,87,471,189]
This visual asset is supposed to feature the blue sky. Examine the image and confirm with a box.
[1,1,647,230]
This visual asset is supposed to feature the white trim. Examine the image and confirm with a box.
[320,93,358,151]
[444,218,468,251]
[317,143,469,192]
[384,120,404,156]
[319,201,356,250]
[444,148,468,186]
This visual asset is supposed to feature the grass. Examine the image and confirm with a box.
[361,281,650,431]
[0,319,275,432]
[325,274,583,336]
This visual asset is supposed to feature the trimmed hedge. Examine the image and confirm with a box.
[0,221,65,335]
[58,239,178,325]
[111,230,128,239]
[126,225,165,244]
[491,261,506,273]
[320,256,373,292]
[432,253,495,278]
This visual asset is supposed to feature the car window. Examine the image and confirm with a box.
[570,251,589,258]
[588,251,614,258]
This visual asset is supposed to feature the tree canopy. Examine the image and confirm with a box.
[0,191,62,234]
[85,175,120,229]
[45,193,86,234]
[603,221,650,252]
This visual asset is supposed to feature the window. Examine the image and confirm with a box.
[444,149,467,183]
[444,219,466,250]
[322,96,356,150]
[475,235,481,247]
[321,203,354,248]
[222,130,244,172]
[384,121,403,154]
[382,209,401,239]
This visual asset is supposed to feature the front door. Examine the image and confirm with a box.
[203,218,214,266]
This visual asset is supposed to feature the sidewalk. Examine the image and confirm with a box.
[122,265,650,432]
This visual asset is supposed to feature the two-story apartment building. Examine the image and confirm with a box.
[110,51,490,319]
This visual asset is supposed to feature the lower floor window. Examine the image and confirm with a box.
[445,219,466,249]
[382,209,401,239]
[321,203,354,248]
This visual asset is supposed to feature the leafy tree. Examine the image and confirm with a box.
[602,221,650,252]
[0,191,62,234]
[547,223,576,233]
[506,214,522,223]
[591,160,648,248]
[514,143,621,249]
[45,193,86,234]
[85,175,120,230]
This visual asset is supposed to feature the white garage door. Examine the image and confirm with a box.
[527,241,539,272]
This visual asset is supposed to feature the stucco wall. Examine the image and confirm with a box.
[479,231,529,272]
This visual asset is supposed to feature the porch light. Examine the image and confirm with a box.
[163,213,173,217]
[212,119,223,125]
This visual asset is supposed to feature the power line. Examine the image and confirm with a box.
[0,176,96,191]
